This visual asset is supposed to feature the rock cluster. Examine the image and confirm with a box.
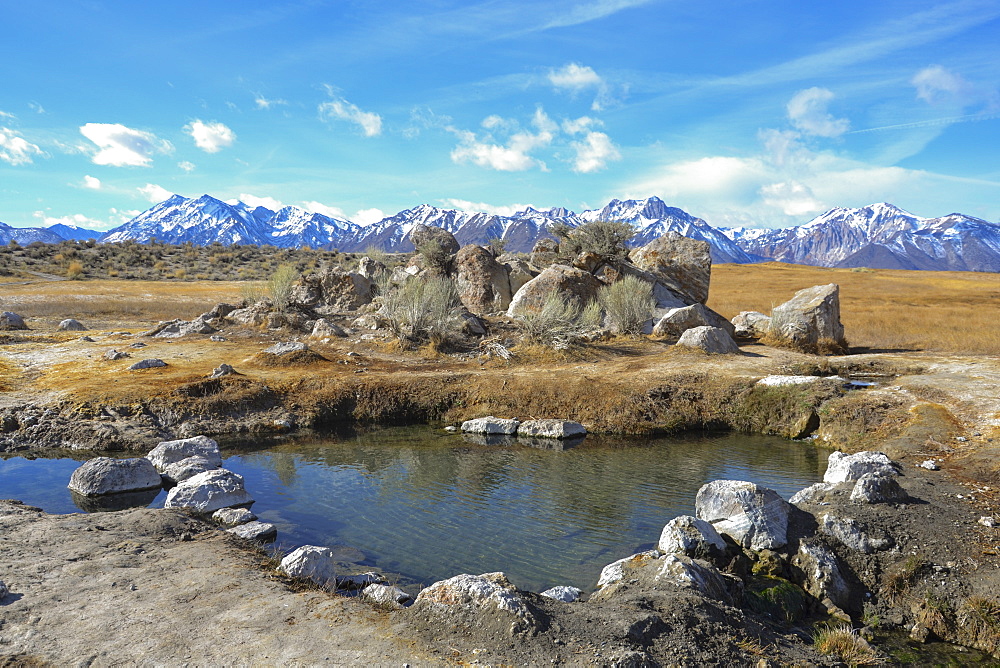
[460,416,587,441]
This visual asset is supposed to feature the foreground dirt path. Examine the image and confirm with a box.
[0,502,429,666]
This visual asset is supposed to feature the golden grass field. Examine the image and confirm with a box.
[1,261,997,355]
[709,262,1000,355]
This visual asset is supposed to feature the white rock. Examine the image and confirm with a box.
[675,326,740,354]
[147,435,222,473]
[265,341,308,355]
[918,459,940,471]
[790,482,840,505]
[731,311,771,338]
[850,472,908,504]
[540,586,582,602]
[164,469,253,514]
[414,572,532,620]
[517,419,586,440]
[226,521,277,542]
[823,451,897,484]
[657,515,727,559]
[362,584,412,608]
[162,455,219,484]
[338,572,384,589]
[793,540,851,612]
[695,480,791,550]
[757,375,835,386]
[279,545,338,587]
[58,318,88,331]
[67,457,162,497]
[461,416,520,435]
[979,516,997,528]
[655,554,737,604]
[597,551,660,588]
[212,507,257,526]
[819,514,891,554]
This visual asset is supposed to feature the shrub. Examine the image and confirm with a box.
[268,263,300,308]
[516,292,602,348]
[486,236,507,257]
[66,261,85,280]
[550,219,635,262]
[812,624,880,666]
[598,275,655,335]
[415,238,452,275]
[379,275,463,347]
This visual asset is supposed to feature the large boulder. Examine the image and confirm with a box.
[731,311,771,339]
[695,480,791,550]
[58,318,88,331]
[628,233,712,305]
[162,455,219,484]
[506,265,602,317]
[596,550,660,588]
[769,284,846,352]
[67,457,162,496]
[501,257,536,296]
[657,515,728,560]
[823,451,897,484]
[461,416,520,435]
[147,435,222,473]
[454,245,513,314]
[290,267,372,311]
[792,540,851,616]
[410,224,460,256]
[652,303,735,339]
[356,256,386,281]
[164,469,253,514]
[414,572,535,626]
[0,312,28,330]
[517,419,586,440]
[675,326,740,354]
[279,545,338,587]
[850,472,908,504]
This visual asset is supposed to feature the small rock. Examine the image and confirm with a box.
[338,572,385,590]
[675,326,740,354]
[850,472,908,504]
[0,311,27,330]
[209,363,237,378]
[265,341,308,355]
[212,507,258,526]
[226,521,277,543]
[279,545,338,588]
[540,585,582,602]
[67,457,162,496]
[444,425,458,432]
[162,455,219,484]
[147,435,222,472]
[310,318,347,339]
[58,318,88,331]
[362,584,412,608]
[979,516,997,528]
[918,459,940,471]
[128,341,146,349]
[128,358,167,370]
[103,349,130,361]
[210,335,227,342]
[0,580,7,599]
[79,335,95,342]
[910,623,931,643]
[461,416,520,435]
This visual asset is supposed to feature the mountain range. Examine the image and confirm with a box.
[2,196,998,272]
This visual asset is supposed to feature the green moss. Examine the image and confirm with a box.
[744,575,810,623]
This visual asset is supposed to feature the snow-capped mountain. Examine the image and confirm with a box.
[100,194,359,248]
[45,223,103,241]
[724,203,1000,271]
[0,221,65,245]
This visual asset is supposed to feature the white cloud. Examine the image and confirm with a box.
[80,123,173,167]
[254,94,288,110]
[548,63,602,91]
[82,175,102,190]
[912,65,970,104]
[562,116,599,135]
[758,181,825,216]
[178,160,196,172]
[184,120,236,153]
[33,211,105,229]
[0,111,15,120]
[28,101,45,114]
[233,193,284,211]
[570,131,621,173]
[786,87,850,138]
[300,200,346,219]
[318,92,382,137]
[449,108,556,172]
[0,127,44,165]
[440,199,534,216]
[351,208,387,226]
[138,183,173,203]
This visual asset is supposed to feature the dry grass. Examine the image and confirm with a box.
[709,262,1000,355]
[812,624,881,666]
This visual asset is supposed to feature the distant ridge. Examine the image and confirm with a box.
[3,196,998,272]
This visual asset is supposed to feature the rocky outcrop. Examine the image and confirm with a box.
[67,457,162,496]
[657,515,728,560]
[164,469,253,514]
[507,265,603,317]
[675,326,740,354]
[290,267,372,311]
[0,312,27,330]
[629,233,712,305]
[731,311,771,339]
[695,480,791,550]
[769,284,846,352]
[454,245,513,314]
[279,545,338,587]
[517,419,586,440]
[652,304,735,339]
[147,435,223,472]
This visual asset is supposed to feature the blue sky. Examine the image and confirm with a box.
[2,0,999,231]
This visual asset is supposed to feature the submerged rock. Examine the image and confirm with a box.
[68,457,162,497]
[695,480,791,550]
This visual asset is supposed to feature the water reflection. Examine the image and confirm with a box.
[71,488,160,513]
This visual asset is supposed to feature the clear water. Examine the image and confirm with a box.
[0,427,825,592]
